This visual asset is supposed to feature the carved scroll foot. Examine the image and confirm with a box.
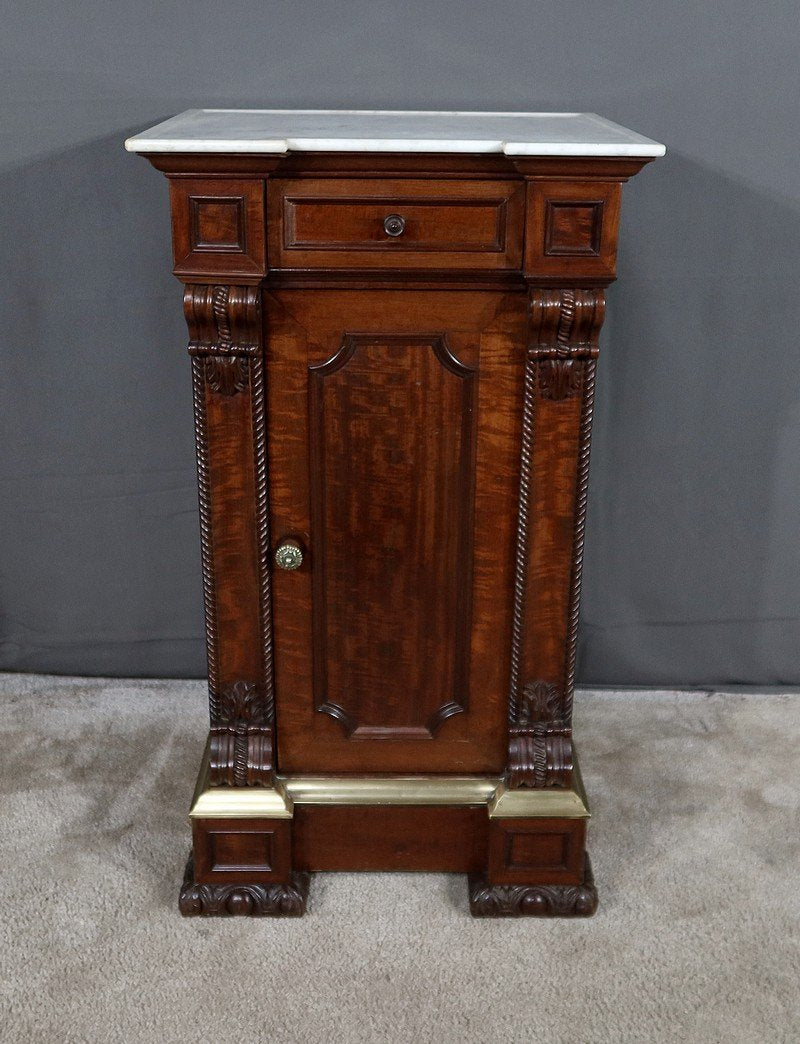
[178,855,310,917]
[467,854,598,918]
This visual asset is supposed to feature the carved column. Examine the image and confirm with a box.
[507,288,604,789]
[185,284,276,787]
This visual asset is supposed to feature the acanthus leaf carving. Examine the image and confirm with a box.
[215,679,273,728]
[204,354,250,396]
[179,856,309,917]
[209,681,274,787]
[537,355,584,400]
[468,855,597,918]
[518,680,562,726]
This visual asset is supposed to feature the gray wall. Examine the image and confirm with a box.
[2,1,798,685]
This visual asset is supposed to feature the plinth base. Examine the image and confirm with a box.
[178,744,596,919]
[179,855,310,917]
[468,853,598,917]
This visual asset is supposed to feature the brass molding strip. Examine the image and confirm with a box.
[189,744,293,819]
[284,775,499,807]
[488,757,590,819]
[189,744,590,820]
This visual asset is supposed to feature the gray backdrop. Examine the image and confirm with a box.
[2,1,798,685]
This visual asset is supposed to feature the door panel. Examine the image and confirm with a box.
[309,333,476,740]
[266,290,524,773]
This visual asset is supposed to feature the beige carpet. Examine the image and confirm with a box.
[0,675,798,1043]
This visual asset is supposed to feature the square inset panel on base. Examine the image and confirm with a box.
[192,818,291,884]
[488,817,586,885]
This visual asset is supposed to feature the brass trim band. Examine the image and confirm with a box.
[285,775,497,808]
[189,742,590,820]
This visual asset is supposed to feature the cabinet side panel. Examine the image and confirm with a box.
[205,381,264,685]
[293,806,488,872]
[524,387,583,682]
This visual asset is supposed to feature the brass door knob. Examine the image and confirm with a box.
[274,538,304,571]
[383,214,406,237]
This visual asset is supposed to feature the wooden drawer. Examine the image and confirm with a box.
[268,178,525,270]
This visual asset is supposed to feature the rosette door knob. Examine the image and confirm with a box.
[274,537,304,571]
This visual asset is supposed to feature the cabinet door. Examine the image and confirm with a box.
[266,290,524,773]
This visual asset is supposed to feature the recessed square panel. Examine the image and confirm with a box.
[545,201,603,256]
[169,177,266,277]
[524,181,621,279]
[192,818,292,883]
[189,196,245,252]
[488,818,586,884]
[506,830,568,871]
[209,829,274,873]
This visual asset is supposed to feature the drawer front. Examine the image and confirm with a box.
[268,178,525,270]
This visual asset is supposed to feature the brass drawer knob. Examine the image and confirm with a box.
[274,538,304,571]
[383,214,406,237]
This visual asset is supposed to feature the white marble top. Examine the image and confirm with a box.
[125,109,665,158]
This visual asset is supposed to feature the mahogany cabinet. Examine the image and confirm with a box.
[126,110,664,917]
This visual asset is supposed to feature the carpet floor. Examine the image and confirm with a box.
[0,675,798,1043]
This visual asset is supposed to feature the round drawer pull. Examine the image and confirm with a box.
[274,537,304,571]
[383,214,406,237]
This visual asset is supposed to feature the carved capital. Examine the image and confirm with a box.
[528,289,603,401]
[184,284,262,357]
[528,288,605,358]
[209,681,274,787]
[185,284,261,397]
